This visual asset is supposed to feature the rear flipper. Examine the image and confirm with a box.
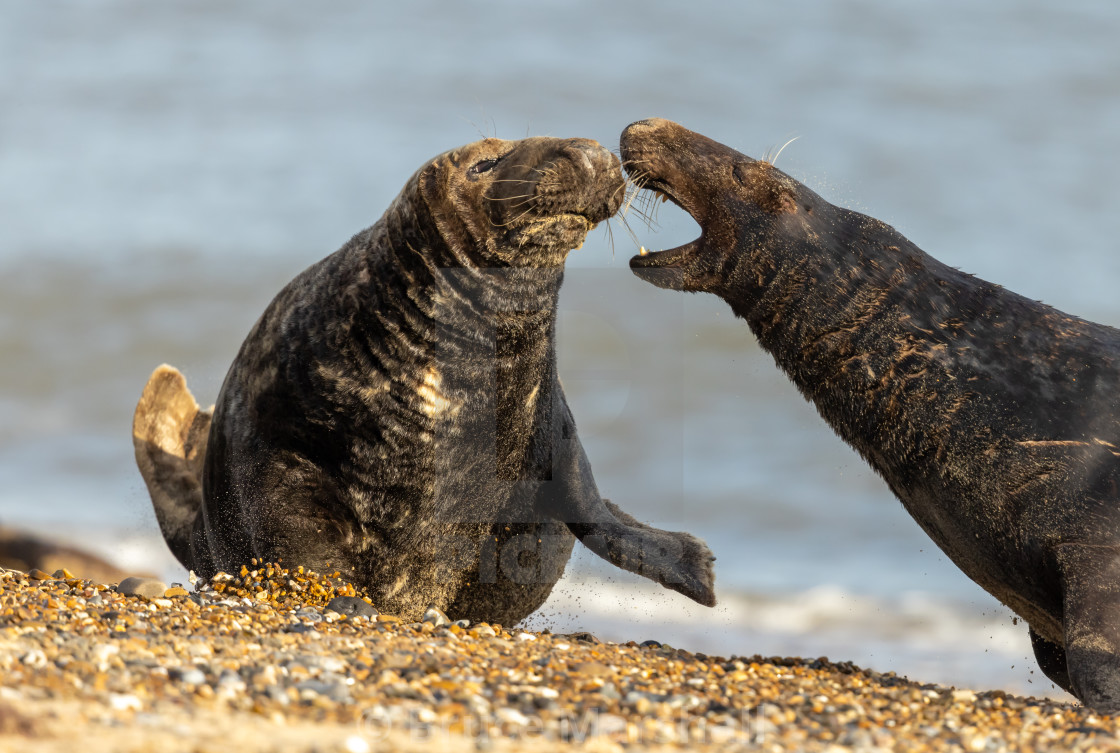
[132,364,212,570]
[1056,542,1120,712]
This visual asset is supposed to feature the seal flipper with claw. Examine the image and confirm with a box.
[132,364,212,569]
[536,400,717,608]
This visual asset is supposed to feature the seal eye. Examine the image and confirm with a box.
[467,158,501,177]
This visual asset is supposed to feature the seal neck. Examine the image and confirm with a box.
[722,210,910,355]
[719,208,999,476]
[344,184,565,378]
[380,178,566,323]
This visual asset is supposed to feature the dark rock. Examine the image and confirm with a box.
[325,596,377,618]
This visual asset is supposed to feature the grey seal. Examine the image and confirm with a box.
[623,117,1120,711]
[134,134,716,625]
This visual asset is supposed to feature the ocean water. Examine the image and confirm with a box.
[4,0,1120,697]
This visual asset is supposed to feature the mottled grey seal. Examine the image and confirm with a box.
[622,118,1120,711]
[134,134,716,625]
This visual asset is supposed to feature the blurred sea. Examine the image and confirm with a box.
[5,0,1120,697]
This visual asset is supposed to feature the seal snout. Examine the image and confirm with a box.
[477,135,625,262]
[537,138,624,222]
[621,117,678,141]
[619,119,701,217]
[619,118,709,290]
[563,138,613,176]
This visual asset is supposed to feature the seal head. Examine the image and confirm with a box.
[623,117,811,295]
[420,136,622,268]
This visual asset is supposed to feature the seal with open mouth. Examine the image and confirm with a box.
[133,134,717,625]
[622,117,1120,711]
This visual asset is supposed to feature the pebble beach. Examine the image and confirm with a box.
[2,563,1119,752]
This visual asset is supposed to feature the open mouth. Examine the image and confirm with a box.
[623,173,702,290]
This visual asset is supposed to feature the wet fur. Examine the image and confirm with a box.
[623,118,1120,711]
[135,135,716,625]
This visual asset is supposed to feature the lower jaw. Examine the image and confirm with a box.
[630,264,686,290]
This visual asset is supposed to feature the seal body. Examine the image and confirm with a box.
[135,135,716,625]
[622,118,1120,710]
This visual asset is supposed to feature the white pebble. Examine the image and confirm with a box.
[178,668,206,686]
[109,693,142,711]
[515,632,536,642]
[495,707,529,727]
[595,713,627,736]
[421,605,451,627]
[20,650,47,669]
[94,643,120,671]
[343,736,371,753]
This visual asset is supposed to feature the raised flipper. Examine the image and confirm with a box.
[541,409,717,607]
[1056,542,1120,712]
[132,364,212,569]
[1029,626,1073,695]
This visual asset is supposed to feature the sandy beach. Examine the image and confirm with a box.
[2,563,1118,753]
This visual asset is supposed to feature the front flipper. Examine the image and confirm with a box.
[1028,627,1073,695]
[1056,542,1120,712]
[601,497,717,607]
[540,409,717,607]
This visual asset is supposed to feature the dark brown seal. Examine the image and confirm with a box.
[622,118,1120,711]
[134,135,716,625]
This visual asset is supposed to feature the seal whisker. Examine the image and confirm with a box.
[491,204,540,228]
[629,188,663,231]
[484,193,534,202]
[618,172,651,219]
[604,216,617,259]
[614,212,645,247]
[534,161,558,177]
[764,135,801,167]
[621,189,660,229]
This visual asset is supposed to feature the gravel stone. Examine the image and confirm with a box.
[421,604,450,628]
[324,596,377,619]
[116,577,169,598]
[0,561,1095,752]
